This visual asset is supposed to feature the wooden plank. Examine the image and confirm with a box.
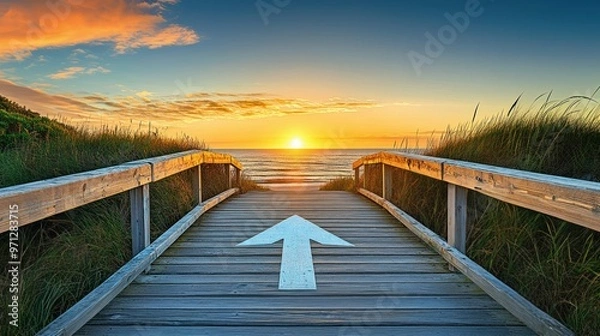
[162,246,438,257]
[134,273,472,284]
[358,188,574,336]
[103,295,504,310]
[152,255,447,265]
[352,151,445,179]
[121,281,484,296]
[182,233,416,239]
[188,226,412,232]
[88,308,521,326]
[172,241,426,248]
[444,161,600,232]
[383,163,393,200]
[134,150,242,182]
[0,162,152,233]
[190,226,411,232]
[195,224,405,230]
[447,184,468,254]
[202,151,231,165]
[130,185,150,256]
[37,188,239,336]
[191,165,202,204]
[177,236,424,244]
[148,262,450,275]
[139,150,202,181]
[234,167,241,188]
[77,325,535,336]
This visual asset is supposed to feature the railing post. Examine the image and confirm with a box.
[130,184,150,256]
[354,168,360,190]
[228,164,233,189]
[448,184,468,254]
[362,166,366,189]
[192,164,202,204]
[382,164,393,200]
[235,167,241,188]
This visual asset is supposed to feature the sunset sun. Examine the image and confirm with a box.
[289,137,303,149]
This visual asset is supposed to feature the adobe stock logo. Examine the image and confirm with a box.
[256,0,291,26]
[407,0,493,76]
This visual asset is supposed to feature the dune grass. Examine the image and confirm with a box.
[320,176,355,191]
[324,93,600,334]
[240,172,270,192]
[386,93,600,335]
[0,100,261,335]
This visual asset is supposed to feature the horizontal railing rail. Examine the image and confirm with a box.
[353,151,596,336]
[1,150,243,336]
[0,150,243,255]
[353,151,600,235]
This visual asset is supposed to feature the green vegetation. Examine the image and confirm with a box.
[324,93,600,334]
[384,93,599,335]
[0,96,256,335]
[320,176,355,191]
[240,172,270,192]
[0,95,74,150]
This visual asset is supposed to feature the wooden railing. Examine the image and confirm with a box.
[354,151,600,249]
[353,151,600,336]
[0,150,242,256]
[2,150,243,335]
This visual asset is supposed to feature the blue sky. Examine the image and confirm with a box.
[1,0,598,148]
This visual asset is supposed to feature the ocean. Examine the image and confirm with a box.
[219,149,383,190]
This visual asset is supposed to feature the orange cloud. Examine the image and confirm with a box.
[0,0,199,61]
[82,93,379,121]
[0,78,101,122]
[48,66,110,79]
[0,78,380,125]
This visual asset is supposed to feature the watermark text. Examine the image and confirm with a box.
[7,204,20,328]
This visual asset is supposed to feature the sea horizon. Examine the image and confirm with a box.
[218,148,422,190]
[219,148,381,189]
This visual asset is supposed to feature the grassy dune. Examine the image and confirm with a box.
[0,97,260,335]
[356,93,599,335]
[320,176,355,191]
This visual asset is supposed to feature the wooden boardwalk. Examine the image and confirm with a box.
[77,191,534,335]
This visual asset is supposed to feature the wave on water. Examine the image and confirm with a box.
[219,149,384,188]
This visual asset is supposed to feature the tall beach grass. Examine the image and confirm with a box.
[0,110,259,334]
[387,93,600,335]
[325,93,599,334]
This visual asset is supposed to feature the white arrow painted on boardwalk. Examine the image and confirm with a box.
[236,215,354,290]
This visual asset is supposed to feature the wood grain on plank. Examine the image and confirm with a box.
[359,188,574,336]
[353,151,600,233]
[0,163,151,232]
[444,161,600,232]
[74,191,538,335]
[88,308,521,326]
[37,188,238,336]
[77,325,535,336]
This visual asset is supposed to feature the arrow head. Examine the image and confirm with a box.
[236,215,354,247]
[237,215,353,290]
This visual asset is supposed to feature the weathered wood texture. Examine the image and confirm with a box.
[353,151,445,179]
[77,191,535,335]
[0,150,242,233]
[353,151,600,233]
[0,163,151,233]
[130,185,150,256]
[134,150,242,182]
[359,188,573,336]
[37,188,239,336]
[447,184,468,254]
